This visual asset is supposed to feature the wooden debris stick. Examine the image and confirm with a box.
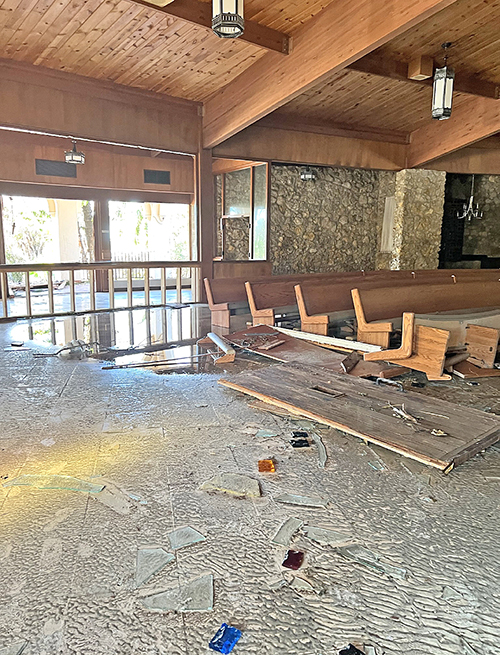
[465,324,500,369]
[219,363,500,471]
[453,360,500,379]
[273,326,382,353]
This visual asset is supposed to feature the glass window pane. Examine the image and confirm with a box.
[252,164,267,260]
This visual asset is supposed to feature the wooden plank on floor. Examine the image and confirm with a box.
[453,360,500,379]
[226,325,407,378]
[219,362,500,470]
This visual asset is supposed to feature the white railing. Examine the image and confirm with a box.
[0,260,202,321]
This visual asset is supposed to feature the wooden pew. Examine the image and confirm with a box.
[352,280,500,347]
[204,277,251,328]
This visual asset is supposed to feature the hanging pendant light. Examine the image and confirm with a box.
[432,42,455,120]
[64,140,85,164]
[212,0,244,38]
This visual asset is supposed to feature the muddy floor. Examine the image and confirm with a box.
[0,310,499,655]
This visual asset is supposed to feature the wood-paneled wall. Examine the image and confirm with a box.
[0,59,201,155]
[0,131,195,197]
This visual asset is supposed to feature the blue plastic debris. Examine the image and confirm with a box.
[209,623,242,654]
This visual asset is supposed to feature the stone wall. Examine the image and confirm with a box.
[269,164,394,275]
[390,169,446,270]
[214,169,251,260]
[463,175,500,257]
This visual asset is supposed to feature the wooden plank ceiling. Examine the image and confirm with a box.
[0,0,330,101]
[0,0,499,146]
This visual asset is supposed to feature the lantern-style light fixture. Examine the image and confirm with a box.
[64,140,85,164]
[212,0,244,38]
[432,42,455,120]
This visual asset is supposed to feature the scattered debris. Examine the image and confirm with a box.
[3,474,104,494]
[290,431,310,448]
[275,493,328,509]
[289,576,317,593]
[338,645,365,655]
[367,460,385,471]
[34,339,93,360]
[10,341,24,347]
[258,459,276,473]
[337,544,407,580]
[140,574,214,612]
[209,623,242,654]
[0,641,28,655]
[167,526,206,551]
[200,473,261,498]
[302,525,351,547]
[411,380,426,388]
[268,578,287,591]
[90,480,139,514]
[341,351,362,373]
[135,547,174,587]
[282,549,304,570]
[255,429,279,438]
[442,586,465,603]
[271,517,303,547]
[256,339,286,351]
[311,432,328,468]
[40,438,56,447]
[431,429,448,437]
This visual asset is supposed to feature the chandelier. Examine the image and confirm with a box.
[457,175,483,221]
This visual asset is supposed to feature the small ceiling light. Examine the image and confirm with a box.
[65,140,85,164]
[212,0,244,38]
[432,42,455,120]
[300,167,316,182]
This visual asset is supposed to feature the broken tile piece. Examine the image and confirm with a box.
[302,525,351,546]
[271,517,303,546]
[136,547,174,587]
[167,526,206,551]
[209,623,242,654]
[0,641,28,655]
[255,429,279,438]
[258,459,276,473]
[274,493,328,508]
[337,544,407,580]
[3,474,104,494]
[282,550,304,570]
[289,577,316,593]
[200,473,261,498]
[140,574,213,612]
[268,578,287,591]
[311,432,327,468]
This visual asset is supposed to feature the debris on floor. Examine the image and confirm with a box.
[135,547,175,587]
[258,458,276,473]
[282,549,305,570]
[274,492,329,508]
[311,431,328,468]
[302,525,351,547]
[90,479,140,514]
[337,544,407,580]
[140,573,214,613]
[209,623,242,654]
[290,431,310,448]
[166,526,206,550]
[255,428,280,438]
[338,645,366,655]
[3,474,104,493]
[0,641,28,655]
[289,576,317,593]
[199,473,261,498]
[271,517,303,547]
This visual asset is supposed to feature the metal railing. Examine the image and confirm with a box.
[0,260,202,321]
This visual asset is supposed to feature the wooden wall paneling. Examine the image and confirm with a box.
[203,0,460,147]
[425,144,500,175]
[0,59,201,154]
[213,125,408,171]
[0,130,195,194]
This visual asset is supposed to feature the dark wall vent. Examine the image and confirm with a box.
[144,169,171,185]
[35,159,77,178]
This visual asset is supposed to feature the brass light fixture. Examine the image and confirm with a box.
[432,42,455,120]
[212,0,244,38]
[64,140,85,164]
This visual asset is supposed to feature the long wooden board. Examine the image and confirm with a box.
[219,363,500,471]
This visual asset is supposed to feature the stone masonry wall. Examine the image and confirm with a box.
[390,169,446,270]
[463,175,500,257]
[269,165,394,275]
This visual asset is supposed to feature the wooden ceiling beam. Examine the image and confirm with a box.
[202,0,460,149]
[407,95,500,167]
[129,0,290,54]
[349,52,500,99]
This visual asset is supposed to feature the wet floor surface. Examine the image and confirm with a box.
[0,307,499,655]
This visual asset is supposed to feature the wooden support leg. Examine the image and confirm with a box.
[364,313,414,361]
